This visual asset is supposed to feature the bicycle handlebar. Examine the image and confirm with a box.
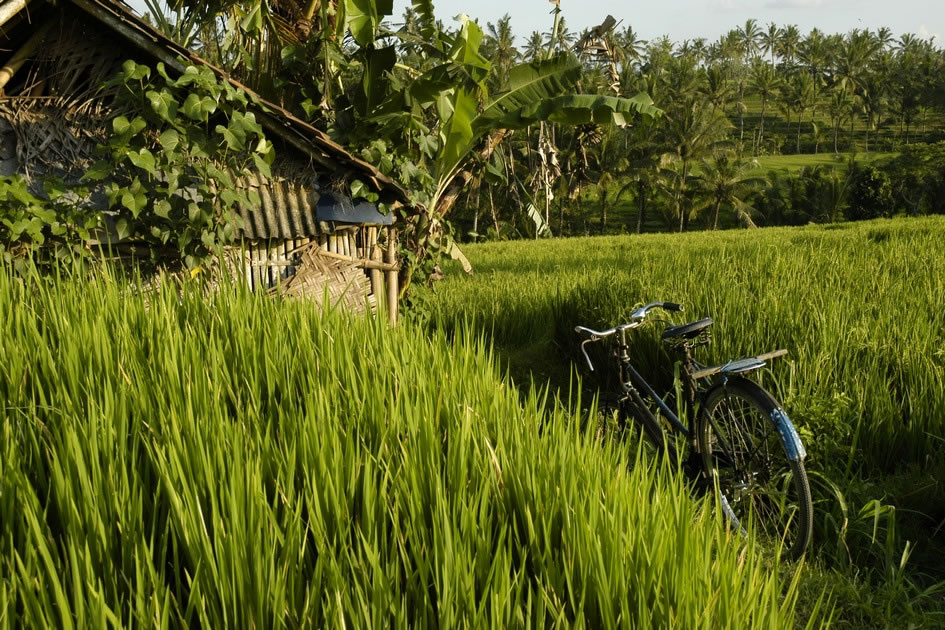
[574,301,684,371]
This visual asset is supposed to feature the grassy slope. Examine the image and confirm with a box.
[751,152,894,174]
[0,270,813,628]
[431,216,945,626]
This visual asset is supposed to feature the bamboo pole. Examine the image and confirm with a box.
[385,228,398,325]
[368,227,382,302]
[0,20,55,94]
[0,0,32,30]
[312,247,397,271]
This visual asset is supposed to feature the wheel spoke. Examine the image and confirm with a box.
[700,382,812,559]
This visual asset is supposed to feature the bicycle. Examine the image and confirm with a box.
[575,301,813,560]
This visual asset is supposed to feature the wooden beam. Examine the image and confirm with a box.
[0,19,54,93]
[0,0,33,31]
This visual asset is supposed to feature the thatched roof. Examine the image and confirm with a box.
[0,0,410,208]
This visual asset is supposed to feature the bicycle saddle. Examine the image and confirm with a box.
[661,317,713,340]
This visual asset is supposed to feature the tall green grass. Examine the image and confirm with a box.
[0,270,816,627]
[431,216,945,475]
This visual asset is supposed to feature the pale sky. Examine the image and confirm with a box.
[126,0,943,47]
[388,0,944,45]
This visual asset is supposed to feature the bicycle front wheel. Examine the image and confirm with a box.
[697,378,813,560]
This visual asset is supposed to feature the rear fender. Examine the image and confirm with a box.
[771,407,806,462]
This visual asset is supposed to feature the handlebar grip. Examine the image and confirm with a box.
[662,302,684,312]
[574,326,596,340]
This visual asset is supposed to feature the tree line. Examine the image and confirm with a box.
[79,3,945,248]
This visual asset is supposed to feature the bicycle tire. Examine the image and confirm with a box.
[697,377,813,560]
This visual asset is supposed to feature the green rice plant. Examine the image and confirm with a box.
[431,216,945,477]
[0,267,822,628]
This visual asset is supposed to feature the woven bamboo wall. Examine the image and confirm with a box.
[243,224,399,323]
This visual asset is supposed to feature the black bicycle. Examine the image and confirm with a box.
[576,301,813,560]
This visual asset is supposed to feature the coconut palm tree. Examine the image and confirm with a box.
[544,16,576,52]
[799,28,829,84]
[784,71,818,152]
[523,31,545,61]
[698,152,763,229]
[827,85,853,152]
[486,15,518,89]
[777,24,801,68]
[619,25,647,68]
[738,19,763,59]
[702,64,734,113]
[749,60,782,150]
[760,22,781,65]
[657,56,729,230]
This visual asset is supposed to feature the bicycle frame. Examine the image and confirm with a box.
[613,325,694,439]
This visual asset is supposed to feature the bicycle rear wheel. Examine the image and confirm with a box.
[697,378,812,560]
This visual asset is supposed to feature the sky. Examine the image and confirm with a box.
[125,1,943,46]
[388,0,944,45]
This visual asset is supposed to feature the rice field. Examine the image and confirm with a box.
[0,269,817,628]
[431,216,945,478]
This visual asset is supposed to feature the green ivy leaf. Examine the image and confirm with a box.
[146,89,179,123]
[159,129,180,152]
[350,179,368,199]
[154,199,172,218]
[127,149,156,175]
[112,116,131,135]
[82,160,112,181]
[253,153,271,178]
[115,218,130,240]
[181,93,207,121]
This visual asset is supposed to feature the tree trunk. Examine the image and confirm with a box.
[712,199,722,230]
[489,187,500,237]
[739,82,745,142]
[470,175,481,238]
[759,98,766,148]
[600,194,607,234]
[636,181,647,234]
[796,118,802,154]
[833,118,840,153]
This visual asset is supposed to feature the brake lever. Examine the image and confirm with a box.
[580,339,595,371]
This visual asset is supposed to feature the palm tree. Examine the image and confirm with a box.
[749,60,782,151]
[658,56,730,231]
[874,27,894,51]
[544,16,576,52]
[760,22,781,65]
[897,33,922,55]
[619,25,647,68]
[827,85,853,152]
[738,19,763,59]
[486,15,518,89]
[859,68,889,151]
[523,31,545,61]
[784,72,818,153]
[698,152,763,229]
[799,28,829,84]
[702,64,734,113]
[777,25,801,68]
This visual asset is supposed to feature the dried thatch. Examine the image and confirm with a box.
[0,15,122,182]
[272,244,376,314]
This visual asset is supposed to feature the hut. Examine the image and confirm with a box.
[0,0,408,322]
